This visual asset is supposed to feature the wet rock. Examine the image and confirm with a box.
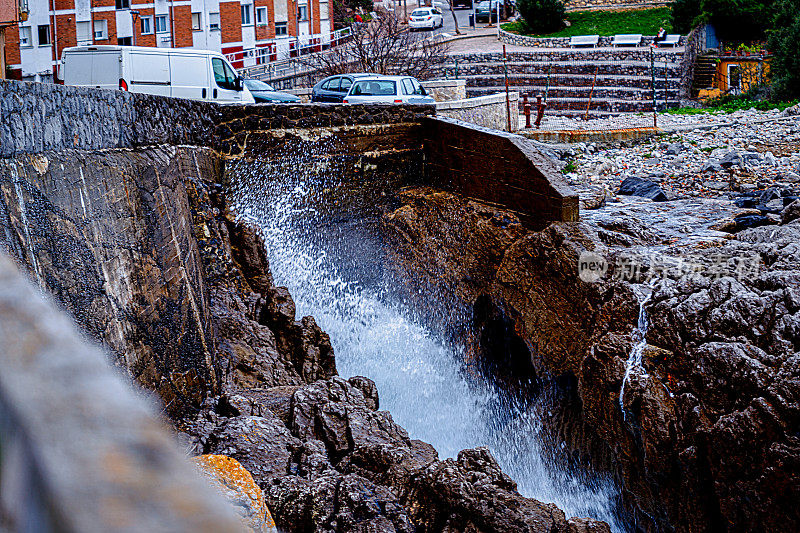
[618,176,668,201]
[781,199,800,224]
[719,151,742,169]
[403,447,610,533]
[665,142,684,155]
[266,473,415,533]
[206,414,300,484]
[193,454,278,532]
[731,214,777,231]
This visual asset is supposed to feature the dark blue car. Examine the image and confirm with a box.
[311,73,379,103]
[244,79,301,103]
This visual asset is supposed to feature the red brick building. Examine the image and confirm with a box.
[3,0,334,81]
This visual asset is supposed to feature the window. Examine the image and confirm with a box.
[140,16,152,35]
[256,7,268,26]
[241,4,252,25]
[351,80,396,96]
[255,46,269,64]
[93,19,108,40]
[115,0,129,9]
[37,25,51,46]
[192,12,202,31]
[321,77,338,90]
[209,12,220,31]
[298,5,308,21]
[275,22,287,35]
[212,57,238,90]
[118,36,132,46]
[155,15,168,33]
[76,21,92,44]
[402,78,414,95]
[339,77,352,92]
[19,26,32,47]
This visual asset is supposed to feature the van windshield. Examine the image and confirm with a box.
[351,80,397,96]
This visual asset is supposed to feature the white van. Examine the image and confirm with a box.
[59,45,255,104]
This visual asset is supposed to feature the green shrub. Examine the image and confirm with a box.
[769,0,800,99]
[517,0,566,34]
[670,0,702,34]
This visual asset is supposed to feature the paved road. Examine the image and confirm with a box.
[383,0,499,38]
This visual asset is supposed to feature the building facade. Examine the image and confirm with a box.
[3,0,333,81]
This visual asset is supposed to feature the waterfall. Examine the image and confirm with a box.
[619,284,653,422]
[229,151,629,532]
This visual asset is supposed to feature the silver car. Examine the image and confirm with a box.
[342,75,436,104]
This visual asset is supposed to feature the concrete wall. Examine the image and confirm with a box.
[436,91,519,131]
[422,79,467,102]
[422,116,579,229]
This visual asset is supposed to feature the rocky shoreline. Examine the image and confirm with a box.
[379,110,800,532]
[176,174,611,532]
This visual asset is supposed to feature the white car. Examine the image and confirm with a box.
[342,76,436,104]
[409,7,444,30]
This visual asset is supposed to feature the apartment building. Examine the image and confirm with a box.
[3,0,333,81]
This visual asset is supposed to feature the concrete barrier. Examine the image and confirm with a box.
[435,92,519,131]
[0,253,244,532]
[422,116,579,229]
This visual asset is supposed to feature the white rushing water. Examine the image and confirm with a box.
[231,152,628,531]
[619,284,653,422]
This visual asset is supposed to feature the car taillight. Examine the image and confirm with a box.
[425,15,432,19]
[119,78,128,91]
[394,99,402,103]
[343,98,349,103]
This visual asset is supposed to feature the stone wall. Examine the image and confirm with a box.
[422,116,579,229]
[0,79,433,157]
[498,28,686,49]
[435,91,519,131]
[422,79,467,102]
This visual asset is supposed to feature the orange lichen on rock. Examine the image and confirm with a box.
[192,454,277,533]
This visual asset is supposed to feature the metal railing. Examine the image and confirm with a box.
[230,27,354,82]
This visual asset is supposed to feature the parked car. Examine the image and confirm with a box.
[244,79,301,103]
[60,45,254,104]
[311,73,379,102]
[474,0,513,22]
[342,76,436,104]
[409,7,444,30]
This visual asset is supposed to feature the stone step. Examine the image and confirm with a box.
[445,63,682,79]
[468,86,681,101]
[463,74,682,90]
[450,51,684,63]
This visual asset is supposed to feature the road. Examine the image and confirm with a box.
[382,0,492,38]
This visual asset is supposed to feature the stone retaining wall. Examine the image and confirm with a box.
[448,49,684,65]
[436,92,520,131]
[498,28,686,49]
[0,79,433,157]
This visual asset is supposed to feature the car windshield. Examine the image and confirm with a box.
[351,80,397,96]
[412,8,430,15]
[245,79,275,91]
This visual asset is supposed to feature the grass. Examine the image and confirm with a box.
[501,7,671,38]
[665,95,799,115]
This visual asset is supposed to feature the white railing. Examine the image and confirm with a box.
[228,26,353,81]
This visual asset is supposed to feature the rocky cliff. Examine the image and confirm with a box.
[381,187,800,532]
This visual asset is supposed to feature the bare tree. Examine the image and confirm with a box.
[299,11,450,80]
[443,0,462,35]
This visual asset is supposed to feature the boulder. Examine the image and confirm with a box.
[618,176,669,201]
[781,199,800,224]
[193,454,278,533]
